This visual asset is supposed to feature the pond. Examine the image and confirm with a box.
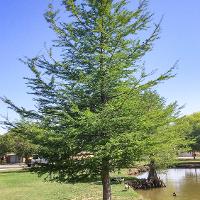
[137,168,200,200]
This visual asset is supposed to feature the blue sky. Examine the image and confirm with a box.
[0,0,200,132]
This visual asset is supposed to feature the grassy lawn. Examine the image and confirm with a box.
[178,158,200,162]
[175,158,200,165]
[0,171,141,200]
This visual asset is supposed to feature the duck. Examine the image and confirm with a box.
[173,192,176,197]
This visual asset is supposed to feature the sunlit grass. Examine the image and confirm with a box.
[0,171,140,200]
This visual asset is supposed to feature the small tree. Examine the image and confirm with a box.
[9,126,38,163]
[1,1,178,199]
[0,134,13,161]
[145,118,191,182]
[0,122,37,163]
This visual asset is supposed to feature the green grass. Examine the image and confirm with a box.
[178,159,200,162]
[176,158,200,164]
[0,171,141,200]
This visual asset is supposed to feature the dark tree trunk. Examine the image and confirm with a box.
[25,156,29,164]
[101,158,111,200]
[147,160,158,180]
[147,160,165,188]
[193,151,196,160]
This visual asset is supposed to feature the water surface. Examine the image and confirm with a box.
[138,168,200,200]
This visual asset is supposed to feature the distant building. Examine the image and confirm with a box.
[5,153,21,164]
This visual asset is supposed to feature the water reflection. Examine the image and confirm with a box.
[138,168,200,200]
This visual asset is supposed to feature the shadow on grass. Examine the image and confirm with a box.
[13,167,138,186]
[94,176,138,185]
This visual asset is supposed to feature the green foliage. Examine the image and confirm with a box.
[0,134,13,157]
[179,112,200,152]
[1,0,184,198]
[144,119,192,168]
[0,122,38,158]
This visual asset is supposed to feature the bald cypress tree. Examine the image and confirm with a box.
[2,1,177,199]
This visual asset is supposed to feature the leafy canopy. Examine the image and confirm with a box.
[179,112,200,152]
[1,0,179,183]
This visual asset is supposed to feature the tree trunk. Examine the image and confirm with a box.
[193,151,196,160]
[101,159,111,200]
[147,160,158,180]
[25,156,29,164]
[147,160,165,188]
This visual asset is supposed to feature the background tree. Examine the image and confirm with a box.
[0,134,13,163]
[145,118,191,182]
[129,91,191,186]
[0,122,37,164]
[1,0,180,199]
[8,123,38,163]
[178,112,200,158]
